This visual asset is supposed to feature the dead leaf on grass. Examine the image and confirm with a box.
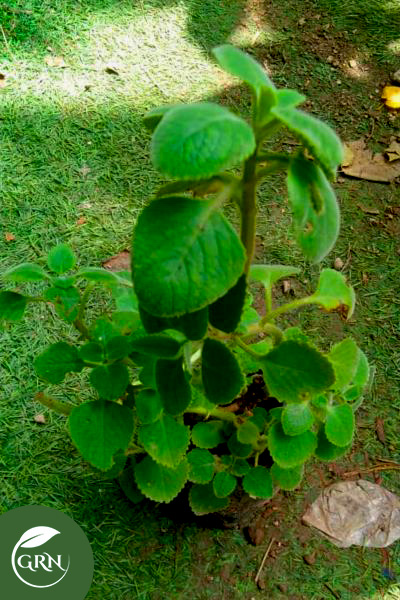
[385,140,400,162]
[78,165,91,177]
[4,232,15,241]
[357,204,380,215]
[375,417,386,445]
[102,250,131,271]
[76,216,87,226]
[104,65,120,75]
[0,73,6,88]
[34,414,46,424]
[45,55,66,68]
[381,85,400,109]
[342,139,400,182]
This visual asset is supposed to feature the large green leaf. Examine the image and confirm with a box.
[208,274,246,333]
[237,421,260,444]
[187,448,215,484]
[192,420,226,449]
[212,44,275,92]
[177,308,209,340]
[261,341,335,402]
[130,334,182,358]
[135,389,163,424]
[151,102,256,180]
[0,291,27,321]
[325,404,355,447]
[250,264,300,289]
[155,357,191,415]
[287,157,340,263]
[133,196,246,317]
[189,482,229,515]
[242,466,273,499]
[47,244,76,274]
[3,263,48,282]
[268,422,317,468]
[282,402,315,436]
[328,338,359,391]
[89,363,130,400]
[135,456,188,503]
[138,413,190,467]
[213,471,237,498]
[315,427,351,461]
[34,342,84,384]
[271,463,303,490]
[69,400,134,470]
[143,104,178,131]
[307,269,356,318]
[202,338,244,405]
[45,285,80,323]
[271,106,343,178]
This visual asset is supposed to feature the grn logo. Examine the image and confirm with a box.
[12,526,70,589]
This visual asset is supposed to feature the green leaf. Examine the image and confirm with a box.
[208,274,246,333]
[138,356,157,388]
[77,267,120,284]
[177,307,209,340]
[328,338,359,391]
[268,422,317,468]
[202,338,244,405]
[151,102,256,180]
[135,389,163,424]
[308,269,356,319]
[192,420,226,449]
[98,451,127,479]
[189,482,229,515]
[352,349,370,388]
[118,465,145,504]
[234,338,272,373]
[50,275,77,289]
[275,89,306,109]
[3,263,48,282]
[45,285,80,323]
[187,448,215,484]
[282,403,315,436]
[155,357,191,415]
[111,310,141,335]
[133,196,246,317]
[325,404,355,447]
[248,407,269,433]
[135,456,188,503]
[287,157,340,263]
[237,421,260,444]
[283,327,310,344]
[261,341,335,403]
[143,104,177,131]
[89,363,130,400]
[230,459,251,476]
[138,413,190,467]
[0,291,27,321]
[110,281,138,312]
[104,335,132,361]
[271,106,343,178]
[139,305,170,333]
[250,264,300,289]
[212,44,275,92]
[47,244,76,274]
[213,471,237,498]
[90,318,119,344]
[34,342,84,384]
[130,334,182,358]
[69,400,134,470]
[79,342,104,364]
[242,466,273,499]
[227,432,253,458]
[271,463,303,490]
[315,427,351,461]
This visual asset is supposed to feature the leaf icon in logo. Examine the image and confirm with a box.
[17,526,61,549]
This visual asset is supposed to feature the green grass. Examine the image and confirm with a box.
[1,0,400,598]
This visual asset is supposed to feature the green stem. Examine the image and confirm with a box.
[241,149,258,273]
[183,341,193,374]
[35,392,73,416]
[188,406,238,423]
[261,297,310,324]
[234,335,261,358]
[73,283,95,338]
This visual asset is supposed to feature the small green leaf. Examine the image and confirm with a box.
[250,264,300,289]
[242,466,273,499]
[118,465,145,504]
[283,327,310,344]
[89,363,130,400]
[202,338,244,405]
[77,267,120,284]
[110,281,138,312]
[69,400,134,470]
[282,403,315,436]
[237,421,260,444]
[271,106,343,178]
[111,310,141,335]
[45,285,80,323]
[325,404,355,447]
[156,357,191,415]
[0,291,27,321]
[268,422,317,468]
[287,157,340,263]
[177,307,209,340]
[138,413,190,467]
[105,336,132,361]
[248,407,269,433]
[227,432,253,458]
[138,356,157,388]
[151,103,256,180]
[192,420,226,449]
[187,448,215,484]
[271,463,303,490]
[47,244,76,274]
[133,196,246,317]
[79,342,104,364]
[34,342,84,384]
[135,456,188,503]
[230,459,251,477]
[135,389,163,424]
[352,349,370,388]
[3,263,48,282]
[90,318,119,344]
[208,274,246,333]
[261,341,335,403]
[130,334,182,358]
[308,269,356,319]
[328,338,359,391]
[213,471,237,498]
[98,451,127,479]
[143,104,177,131]
[315,427,351,461]
[275,89,306,109]
[189,482,229,515]
[51,275,77,289]
[213,44,275,91]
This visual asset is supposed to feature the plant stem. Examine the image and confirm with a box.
[188,406,238,423]
[233,335,261,358]
[35,392,73,416]
[73,283,95,338]
[241,149,259,273]
[261,297,310,324]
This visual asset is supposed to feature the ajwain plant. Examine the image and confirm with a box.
[0,46,371,514]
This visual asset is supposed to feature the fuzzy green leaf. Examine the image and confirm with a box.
[276,89,306,108]
[104,336,132,361]
[89,363,130,400]
[118,465,145,504]
[45,285,80,323]
[151,102,255,180]
[307,269,356,319]
[111,310,141,335]
[231,459,251,476]
[189,482,229,515]
[325,404,355,447]
[3,263,48,282]
[138,413,190,467]
[282,403,315,436]
[261,341,335,403]
[268,422,317,468]
[135,456,188,503]
[328,338,359,391]
[0,291,27,321]
[248,407,269,433]
[271,463,303,490]
[352,349,370,388]
[213,44,275,91]
[130,334,182,358]
[69,400,133,470]
[77,267,120,284]
[47,244,76,274]
[79,342,104,364]
[34,342,84,384]
[90,318,119,344]
[155,357,191,415]
[133,196,246,317]
[192,420,226,449]
[143,104,177,131]
[208,274,246,333]
[213,471,237,498]
[250,264,300,289]
[227,432,253,458]
[176,308,209,340]
[243,466,273,499]
[135,389,163,424]
[202,338,244,405]
[315,427,351,461]
[237,421,260,444]
[187,448,215,484]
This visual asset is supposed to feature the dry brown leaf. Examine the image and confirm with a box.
[102,250,131,271]
[357,204,380,215]
[4,232,15,241]
[342,139,400,182]
[78,165,91,177]
[385,140,400,162]
[333,257,344,270]
[45,55,66,68]
[76,216,87,226]
[375,417,386,445]
[0,73,6,88]
[34,414,46,424]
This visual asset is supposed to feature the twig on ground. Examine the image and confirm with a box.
[343,464,400,478]
[255,537,274,585]
[324,583,340,599]
[1,4,33,14]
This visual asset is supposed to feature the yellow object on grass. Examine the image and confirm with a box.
[381,85,400,109]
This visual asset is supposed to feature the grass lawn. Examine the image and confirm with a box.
[1,0,400,598]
